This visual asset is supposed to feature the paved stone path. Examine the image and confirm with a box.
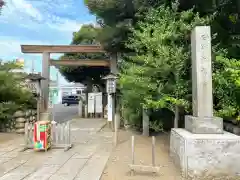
[0,118,113,180]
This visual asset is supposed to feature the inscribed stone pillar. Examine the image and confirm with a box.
[169,26,240,179]
[191,26,213,117]
[40,52,50,120]
[185,26,223,134]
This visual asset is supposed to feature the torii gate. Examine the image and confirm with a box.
[21,45,117,121]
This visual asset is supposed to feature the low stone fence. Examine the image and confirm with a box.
[13,109,37,134]
[223,119,240,135]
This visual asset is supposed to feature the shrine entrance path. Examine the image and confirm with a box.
[0,118,113,180]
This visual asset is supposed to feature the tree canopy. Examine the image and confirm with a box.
[0,61,36,128]
[58,24,110,87]
[0,0,4,14]
[84,0,240,58]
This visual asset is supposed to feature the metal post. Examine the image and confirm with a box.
[114,113,118,146]
[131,136,135,165]
[37,98,40,121]
[152,136,156,167]
[131,136,135,175]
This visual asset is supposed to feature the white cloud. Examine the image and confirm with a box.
[11,0,42,20]
[0,36,50,59]
[47,19,84,32]
[1,0,42,22]
[0,0,87,33]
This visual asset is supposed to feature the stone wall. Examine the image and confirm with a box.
[224,119,240,135]
[13,109,37,134]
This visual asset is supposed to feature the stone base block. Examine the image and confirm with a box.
[185,115,223,134]
[170,128,240,179]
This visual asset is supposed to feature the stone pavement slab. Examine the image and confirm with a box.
[24,165,61,180]
[0,155,30,177]
[42,151,74,166]
[0,166,36,180]
[75,144,113,180]
[0,157,12,164]
[0,118,112,180]
[71,144,98,159]
[48,158,88,180]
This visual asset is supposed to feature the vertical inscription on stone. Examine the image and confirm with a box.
[191,26,213,117]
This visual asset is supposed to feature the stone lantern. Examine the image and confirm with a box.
[102,73,118,94]
[24,73,45,121]
[25,73,45,97]
[102,73,118,129]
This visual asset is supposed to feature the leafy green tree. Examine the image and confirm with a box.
[0,61,36,128]
[213,55,240,119]
[84,0,240,129]
[119,5,210,127]
[85,0,240,59]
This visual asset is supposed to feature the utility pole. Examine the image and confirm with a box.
[31,59,35,73]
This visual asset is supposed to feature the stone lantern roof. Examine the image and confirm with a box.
[25,73,45,81]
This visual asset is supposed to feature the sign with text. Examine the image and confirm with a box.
[88,93,95,113]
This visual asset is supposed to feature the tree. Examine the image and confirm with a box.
[0,61,36,128]
[84,0,162,52]
[0,0,4,14]
[84,0,240,59]
[58,24,110,90]
[119,4,210,129]
[213,55,240,119]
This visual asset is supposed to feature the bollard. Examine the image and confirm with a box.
[131,136,135,175]
[152,136,156,167]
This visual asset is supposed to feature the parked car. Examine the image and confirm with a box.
[61,95,79,106]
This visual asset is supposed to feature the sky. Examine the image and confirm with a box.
[0,0,95,85]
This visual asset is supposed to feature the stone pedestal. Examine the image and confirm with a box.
[170,128,240,179]
[185,115,223,134]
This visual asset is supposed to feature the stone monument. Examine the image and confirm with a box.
[170,26,240,179]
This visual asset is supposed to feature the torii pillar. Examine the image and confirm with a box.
[40,52,50,120]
